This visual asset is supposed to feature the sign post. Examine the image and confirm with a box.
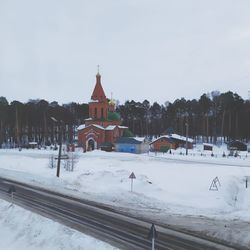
[129,172,136,192]
[245,176,250,189]
[51,116,63,178]
[8,185,16,205]
[148,223,158,250]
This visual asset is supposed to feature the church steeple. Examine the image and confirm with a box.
[86,70,122,127]
[91,69,106,102]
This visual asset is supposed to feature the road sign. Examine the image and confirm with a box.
[148,223,158,250]
[214,176,221,186]
[55,154,69,160]
[129,172,136,179]
[209,177,221,191]
[129,172,136,192]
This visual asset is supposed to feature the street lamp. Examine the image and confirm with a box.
[185,122,189,156]
[51,117,63,177]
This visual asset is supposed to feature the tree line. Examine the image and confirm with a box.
[118,91,249,143]
[0,97,88,147]
[0,90,249,147]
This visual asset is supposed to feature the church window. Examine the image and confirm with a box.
[95,108,97,118]
[101,108,104,118]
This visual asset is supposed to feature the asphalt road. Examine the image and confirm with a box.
[0,177,240,250]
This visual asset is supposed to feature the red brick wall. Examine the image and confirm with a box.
[89,101,109,120]
[78,125,126,149]
[78,125,105,149]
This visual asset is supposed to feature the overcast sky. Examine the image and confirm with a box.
[1,0,250,105]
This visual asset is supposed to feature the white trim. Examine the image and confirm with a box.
[86,137,97,150]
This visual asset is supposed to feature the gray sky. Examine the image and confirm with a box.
[1,0,250,105]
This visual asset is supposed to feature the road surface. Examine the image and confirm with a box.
[0,177,240,250]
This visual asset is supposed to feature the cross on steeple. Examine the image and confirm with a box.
[97,65,100,74]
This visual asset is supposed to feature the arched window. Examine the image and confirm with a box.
[95,107,97,118]
[101,108,104,118]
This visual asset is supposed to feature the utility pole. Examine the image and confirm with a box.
[57,125,62,177]
[51,117,63,178]
[185,122,189,155]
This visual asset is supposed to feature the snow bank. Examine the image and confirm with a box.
[0,200,117,250]
[1,147,250,247]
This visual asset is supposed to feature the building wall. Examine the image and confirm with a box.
[139,143,150,154]
[115,143,137,153]
[115,143,149,154]
[175,141,193,149]
[105,127,120,143]
[151,138,176,151]
[89,101,108,120]
[78,126,105,150]
[78,125,126,150]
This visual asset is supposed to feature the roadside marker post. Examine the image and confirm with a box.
[245,176,250,189]
[129,172,136,192]
[8,185,16,204]
[148,223,158,250]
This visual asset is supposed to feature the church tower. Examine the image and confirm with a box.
[88,72,109,120]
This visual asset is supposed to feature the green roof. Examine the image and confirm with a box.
[108,112,121,121]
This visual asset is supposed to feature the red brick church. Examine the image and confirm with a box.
[78,72,127,151]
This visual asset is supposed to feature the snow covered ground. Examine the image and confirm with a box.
[0,199,117,250]
[0,144,250,248]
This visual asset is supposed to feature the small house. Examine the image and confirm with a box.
[150,136,177,152]
[28,142,38,149]
[169,134,194,149]
[115,137,149,154]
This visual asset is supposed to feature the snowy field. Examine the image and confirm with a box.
[0,199,117,250]
[0,145,250,248]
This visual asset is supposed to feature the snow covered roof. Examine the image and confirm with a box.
[118,126,128,129]
[89,99,99,103]
[77,124,86,130]
[170,134,194,143]
[105,125,117,131]
[150,135,174,145]
[77,124,105,131]
[203,143,213,147]
[133,137,145,142]
[92,124,105,130]
[29,142,38,145]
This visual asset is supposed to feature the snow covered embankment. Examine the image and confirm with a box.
[0,200,117,250]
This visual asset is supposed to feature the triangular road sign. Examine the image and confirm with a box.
[148,223,158,240]
[209,180,218,191]
[129,172,136,179]
[214,176,221,186]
